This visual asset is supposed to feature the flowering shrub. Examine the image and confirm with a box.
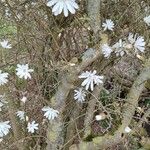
[0,0,150,149]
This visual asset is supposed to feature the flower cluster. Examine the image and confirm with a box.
[1,2,149,141]
[101,18,146,58]
[25,106,60,133]
[74,70,104,103]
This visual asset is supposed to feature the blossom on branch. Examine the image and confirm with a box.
[79,70,104,91]
[102,19,114,31]
[16,64,34,79]
[74,88,86,103]
[42,106,59,120]
[128,33,145,53]
[27,121,39,133]
[102,44,112,58]
[47,0,79,17]
[16,111,25,121]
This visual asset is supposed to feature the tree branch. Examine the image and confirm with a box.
[87,0,101,36]
[69,57,150,149]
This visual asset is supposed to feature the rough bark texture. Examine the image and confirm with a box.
[83,86,102,138]
[87,0,101,35]
[46,52,101,149]
[69,58,150,150]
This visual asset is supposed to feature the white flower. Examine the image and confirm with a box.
[124,126,132,133]
[27,121,39,133]
[95,115,102,121]
[20,96,27,103]
[16,111,25,121]
[47,0,79,17]
[0,40,12,49]
[144,15,150,26]
[134,36,145,53]
[78,70,104,91]
[102,19,114,31]
[128,33,145,53]
[102,44,112,58]
[42,106,59,120]
[0,70,9,86]
[74,88,86,103]
[0,121,11,137]
[16,64,34,79]
[112,39,125,57]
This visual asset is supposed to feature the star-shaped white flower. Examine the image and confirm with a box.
[47,0,79,17]
[102,19,114,31]
[78,70,104,91]
[42,106,59,120]
[128,33,145,53]
[0,70,9,86]
[112,39,125,57]
[144,15,150,26]
[0,40,12,49]
[16,111,25,121]
[16,64,34,79]
[0,121,11,137]
[74,88,86,103]
[102,44,112,58]
[27,121,39,133]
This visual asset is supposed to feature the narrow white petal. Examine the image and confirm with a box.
[63,4,69,17]
[47,0,58,7]
[66,2,76,14]
[52,2,60,13]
